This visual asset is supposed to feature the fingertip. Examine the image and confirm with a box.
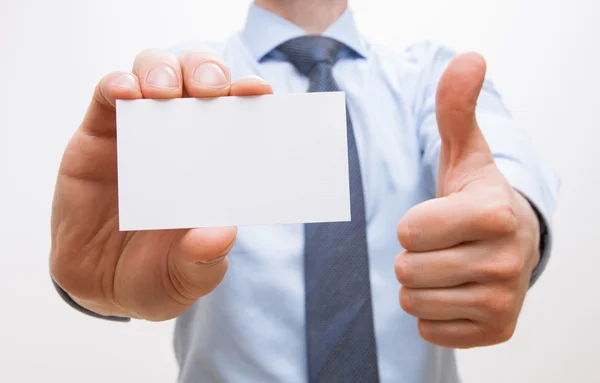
[438,52,487,106]
[397,211,418,251]
[393,250,409,283]
[179,51,232,97]
[177,226,237,263]
[101,72,143,107]
[417,318,431,340]
[133,48,183,99]
[108,72,143,105]
[454,52,487,74]
[111,72,140,90]
[167,227,236,301]
[230,76,274,96]
[435,52,489,149]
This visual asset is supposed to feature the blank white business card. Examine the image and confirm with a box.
[116,92,350,231]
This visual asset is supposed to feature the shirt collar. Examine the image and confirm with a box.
[241,3,368,62]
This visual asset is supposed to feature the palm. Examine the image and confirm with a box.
[50,49,273,321]
[53,129,182,318]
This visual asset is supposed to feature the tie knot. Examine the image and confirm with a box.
[276,35,346,76]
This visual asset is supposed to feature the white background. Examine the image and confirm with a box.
[0,0,598,382]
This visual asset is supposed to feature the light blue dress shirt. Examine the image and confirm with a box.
[168,4,560,383]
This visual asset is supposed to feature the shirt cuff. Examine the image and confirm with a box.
[52,278,130,322]
[494,156,554,288]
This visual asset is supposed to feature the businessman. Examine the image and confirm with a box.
[49,0,559,382]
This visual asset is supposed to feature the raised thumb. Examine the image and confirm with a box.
[436,52,495,196]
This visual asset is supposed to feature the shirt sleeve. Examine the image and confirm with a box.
[52,278,130,322]
[412,42,561,287]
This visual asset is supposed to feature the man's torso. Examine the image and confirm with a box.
[171,18,461,381]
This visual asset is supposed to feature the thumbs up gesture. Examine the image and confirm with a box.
[394,53,541,348]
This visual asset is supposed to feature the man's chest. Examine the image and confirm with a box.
[225,55,434,259]
[238,75,430,245]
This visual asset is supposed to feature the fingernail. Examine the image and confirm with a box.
[112,73,138,89]
[146,66,179,89]
[193,62,228,88]
[245,75,269,84]
[197,254,227,265]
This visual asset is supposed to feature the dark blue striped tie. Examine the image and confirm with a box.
[276,36,380,383]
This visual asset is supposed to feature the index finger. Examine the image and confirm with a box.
[397,189,517,252]
[81,71,142,138]
[229,76,273,96]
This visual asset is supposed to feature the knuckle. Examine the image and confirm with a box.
[417,319,430,340]
[470,322,489,348]
[479,248,524,281]
[493,252,524,280]
[394,255,414,286]
[481,289,517,318]
[399,288,417,315]
[397,215,421,250]
[487,323,516,344]
[498,324,517,343]
[417,319,444,346]
[480,199,518,235]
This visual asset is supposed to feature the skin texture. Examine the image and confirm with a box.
[50,1,541,348]
[394,53,541,348]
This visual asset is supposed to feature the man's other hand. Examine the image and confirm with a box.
[395,53,541,348]
[50,49,273,321]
